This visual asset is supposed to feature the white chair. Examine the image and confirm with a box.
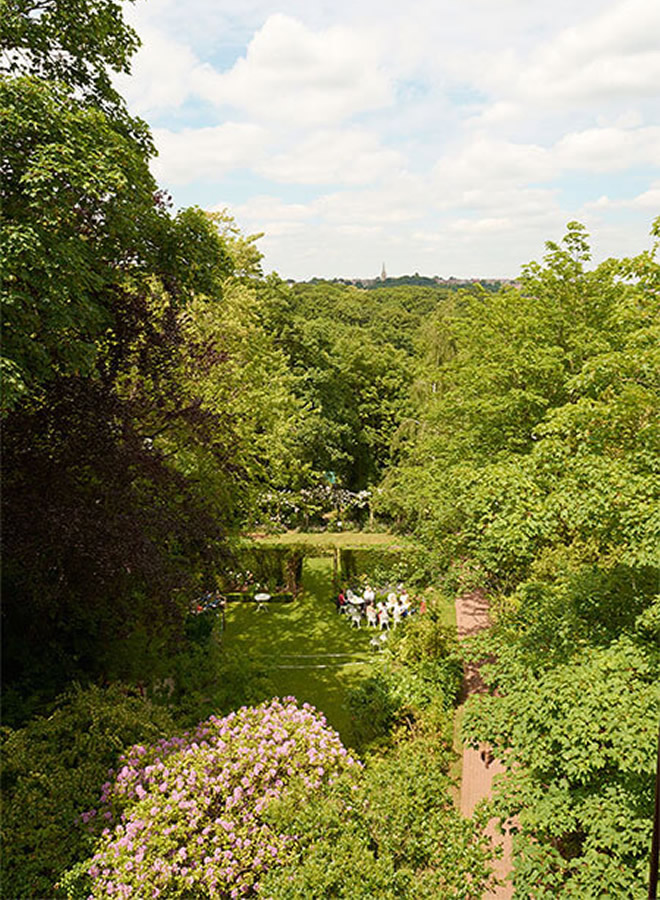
[366,606,378,628]
[379,609,390,630]
[392,605,403,627]
[349,608,362,629]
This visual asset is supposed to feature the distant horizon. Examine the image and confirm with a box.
[287,271,518,284]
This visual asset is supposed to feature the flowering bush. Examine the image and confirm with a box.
[83,698,360,898]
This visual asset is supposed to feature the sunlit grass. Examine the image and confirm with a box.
[222,557,379,744]
[222,555,457,748]
[244,531,416,551]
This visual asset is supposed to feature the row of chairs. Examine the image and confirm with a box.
[346,606,397,630]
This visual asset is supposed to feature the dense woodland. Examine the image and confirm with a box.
[1,1,659,897]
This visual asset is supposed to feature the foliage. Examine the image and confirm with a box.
[346,676,400,749]
[1,33,299,707]
[1,76,155,407]
[260,732,494,898]
[342,546,432,588]
[69,699,360,898]
[256,280,446,496]
[0,0,145,136]
[462,597,659,898]
[151,637,274,730]
[0,684,176,899]
[347,610,461,750]
[382,219,660,894]
[4,2,659,894]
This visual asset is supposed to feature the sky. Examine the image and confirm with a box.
[116,0,660,280]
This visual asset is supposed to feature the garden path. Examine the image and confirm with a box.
[455,590,514,899]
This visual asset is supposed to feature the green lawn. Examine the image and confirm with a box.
[244,530,416,551]
[221,555,457,747]
[222,557,379,744]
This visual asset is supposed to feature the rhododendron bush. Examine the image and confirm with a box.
[82,698,360,898]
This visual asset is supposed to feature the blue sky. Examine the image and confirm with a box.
[117,0,660,280]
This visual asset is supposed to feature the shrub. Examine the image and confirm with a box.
[261,733,494,898]
[0,684,176,899]
[346,676,399,749]
[152,639,273,729]
[347,612,462,750]
[77,698,360,898]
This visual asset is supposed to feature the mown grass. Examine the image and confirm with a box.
[222,556,457,747]
[244,530,416,551]
[222,557,379,744]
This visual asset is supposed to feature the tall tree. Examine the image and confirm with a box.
[0,5,299,708]
[382,220,660,895]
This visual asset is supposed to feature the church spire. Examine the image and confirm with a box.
[380,262,387,281]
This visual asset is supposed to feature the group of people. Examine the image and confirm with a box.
[336,584,423,629]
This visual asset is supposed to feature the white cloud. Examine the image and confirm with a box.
[110,0,659,280]
[427,124,659,216]
[316,174,426,225]
[226,195,314,222]
[225,195,315,236]
[151,123,267,184]
[555,125,660,172]
[448,217,513,235]
[432,138,554,201]
[258,129,404,185]
[522,0,660,105]
[629,181,660,208]
[114,25,201,115]
[463,0,660,130]
[583,181,660,211]
[193,14,393,125]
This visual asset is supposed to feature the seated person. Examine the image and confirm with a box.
[336,590,346,613]
[363,585,375,605]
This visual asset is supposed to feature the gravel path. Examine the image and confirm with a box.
[455,590,514,899]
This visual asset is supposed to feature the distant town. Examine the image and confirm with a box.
[293,263,518,291]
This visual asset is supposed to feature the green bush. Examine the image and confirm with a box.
[346,612,462,750]
[346,676,399,749]
[152,639,273,728]
[0,684,176,899]
[261,734,494,898]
